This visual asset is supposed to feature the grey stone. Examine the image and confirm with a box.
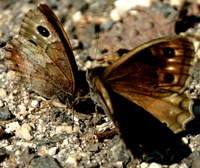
[30,155,61,168]
[0,107,11,120]
[108,135,131,165]
[100,20,115,30]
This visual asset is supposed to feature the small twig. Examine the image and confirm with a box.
[94,129,117,140]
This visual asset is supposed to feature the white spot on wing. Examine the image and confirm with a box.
[167,66,174,70]
[32,35,37,40]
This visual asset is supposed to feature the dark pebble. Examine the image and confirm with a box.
[182,151,200,167]
[87,143,99,152]
[100,20,115,31]
[0,107,11,120]
[108,135,131,165]
[19,148,37,167]
[52,107,61,118]
[58,114,73,125]
[30,155,60,168]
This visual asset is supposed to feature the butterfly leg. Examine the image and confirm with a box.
[93,104,98,135]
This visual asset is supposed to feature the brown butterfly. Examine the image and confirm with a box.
[3,4,86,106]
[86,36,195,157]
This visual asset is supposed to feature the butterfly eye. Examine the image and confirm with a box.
[37,26,50,37]
[164,74,174,83]
[163,48,175,57]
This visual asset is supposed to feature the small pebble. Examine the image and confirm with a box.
[169,163,180,168]
[17,104,28,119]
[15,123,32,140]
[0,74,5,80]
[38,146,49,155]
[100,20,115,30]
[194,41,200,51]
[66,155,80,167]
[56,125,80,134]
[141,162,149,168]
[31,100,40,108]
[72,11,83,22]
[0,88,7,99]
[110,0,151,21]
[148,162,162,168]
[5,145,14,151]
[70,39,80,49]
[5,122,20,133]
[49,147,57,156]
[0,48,6,60]
[0,64,7,73]
[6,70,20,81]
[169,0,186,7]
[182,137,189,144]
[179,163,189,168]
[0,107,11,120]
[37,123,46,132]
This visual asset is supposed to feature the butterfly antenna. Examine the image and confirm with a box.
[94,31,100,66]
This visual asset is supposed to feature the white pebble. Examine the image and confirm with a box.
[66,155,80,167]
[5,122,20,133]
[140,162,149,168]
[17,104,28,120]
[182,137,188,144]
[72,11,83,22]
[62,139,69,146]
[194,41,200,51]
[49,147,57,156]
[37,123,46,132]
[56,125,80,134]
[110,0,151,21]
[70,39,80,49]
[5,145,14,151]
[15,123,32,140]
[169,0,185,7]
[31,100,39,108]
[149,162,162,168]
[6,70,20,81]
[169,163,180,168]
[0,88,7,99]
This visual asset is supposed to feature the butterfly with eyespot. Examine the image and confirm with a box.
[3,4,88,106]
[86,35,196,158]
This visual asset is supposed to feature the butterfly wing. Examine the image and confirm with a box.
[101,35,195,133]
[4,4,78,101]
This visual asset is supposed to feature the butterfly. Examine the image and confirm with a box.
[86,35,196,157]
[3,4,87,106]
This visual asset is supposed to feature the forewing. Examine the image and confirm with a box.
[102,36,194,98]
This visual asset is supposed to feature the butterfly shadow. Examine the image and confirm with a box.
[106,88,193,165]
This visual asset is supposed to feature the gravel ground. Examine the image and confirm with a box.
[1,0,200,168]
